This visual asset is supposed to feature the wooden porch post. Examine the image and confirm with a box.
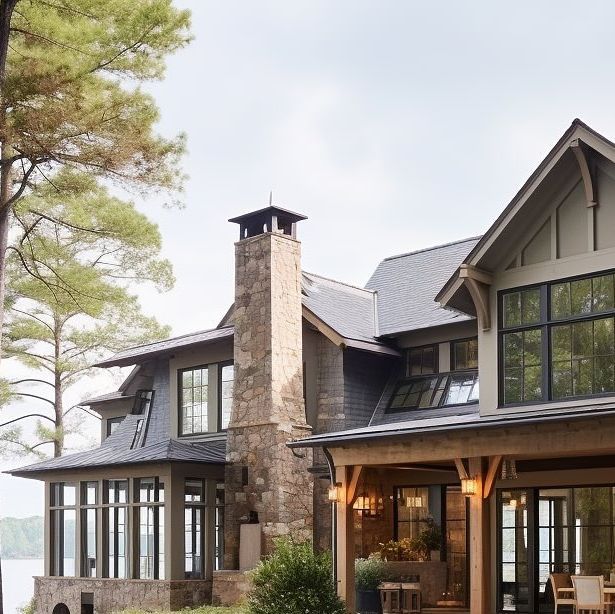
[469,456,491,614]
[336,465,356,613]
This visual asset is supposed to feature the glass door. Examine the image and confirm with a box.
[499,489,533,612]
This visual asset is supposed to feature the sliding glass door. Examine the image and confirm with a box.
[498,486,615,613]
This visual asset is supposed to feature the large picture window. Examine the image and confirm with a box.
[50,482,76,577]
[105,479,129,578]
[80,482,98,577]
[136,477,165,579]
[500,271,615,405]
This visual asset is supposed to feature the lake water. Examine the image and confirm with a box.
[3,559,43,613]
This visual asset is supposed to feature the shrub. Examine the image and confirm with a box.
[355,558,386,591]
[248,538,346,614]
[411,517,442,560]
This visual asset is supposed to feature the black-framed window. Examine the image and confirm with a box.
[452,338,478,371]
[135,477,165,580]
[80,482,98,578]
[219,363,234,431]
[50,482,77,577]
[104,479,129,579]
[388,371,479,411]
[500,271,615,406]
[179,366,209,435]
[215,482,225,570]
[184,479,205,579]
[406,345,438,376]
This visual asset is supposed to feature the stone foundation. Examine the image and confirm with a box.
[211,570,251,606]
[33,576,212,614]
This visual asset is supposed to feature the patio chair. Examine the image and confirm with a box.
[550,573,575,614]
[572,575,608,614]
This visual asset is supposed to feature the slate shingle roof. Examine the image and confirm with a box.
[96,326,234,368]
[10,407,226,477]
[366,237,481,336]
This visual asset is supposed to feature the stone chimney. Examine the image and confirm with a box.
[223,205,313,569]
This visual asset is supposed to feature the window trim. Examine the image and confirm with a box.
[178,363,211,437]
[405,343,439,377]
[450,336,479,371]
[217,360,234,433]
[498,268,615,407]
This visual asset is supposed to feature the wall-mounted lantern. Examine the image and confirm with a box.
[461,476,477,497]
[328,483,342,503]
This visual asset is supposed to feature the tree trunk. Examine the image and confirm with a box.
[0,4,18,612]
[54,322,63,457]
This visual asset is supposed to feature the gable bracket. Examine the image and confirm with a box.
[571,139,598,208]
[459,265,492,331]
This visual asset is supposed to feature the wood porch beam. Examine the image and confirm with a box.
[346,465,362,505]
[454,457,469,480]
[469,457,490,614]
[571,139,598,207]
[483,454,503,499]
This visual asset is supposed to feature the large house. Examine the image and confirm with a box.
[12,118,615,614]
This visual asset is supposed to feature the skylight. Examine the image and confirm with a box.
[388,371,479,411]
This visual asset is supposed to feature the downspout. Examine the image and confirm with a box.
[323,446,337,587]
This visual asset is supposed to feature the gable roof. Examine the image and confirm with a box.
[437,118,615,305]
[366,237,481,336]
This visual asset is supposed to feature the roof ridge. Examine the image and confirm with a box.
[383,235,483,262]
[303,271,375,295]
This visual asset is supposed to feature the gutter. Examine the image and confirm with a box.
[288,402,615,449]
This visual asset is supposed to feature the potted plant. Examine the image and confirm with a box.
[411,516,442,561]
[355,558,385,613]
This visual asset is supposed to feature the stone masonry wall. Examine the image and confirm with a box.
[224,232,313,569]
[33,576,211,614]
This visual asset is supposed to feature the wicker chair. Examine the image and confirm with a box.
[550,573,575,614]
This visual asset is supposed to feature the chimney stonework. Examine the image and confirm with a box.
[224,227,313,569]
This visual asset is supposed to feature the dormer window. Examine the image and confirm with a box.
[499,271,615,405]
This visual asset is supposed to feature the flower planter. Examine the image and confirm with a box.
[356,588,382,614]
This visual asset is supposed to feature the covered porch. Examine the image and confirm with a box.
[311,407,615,614]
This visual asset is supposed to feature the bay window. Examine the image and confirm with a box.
[500,271,615,405]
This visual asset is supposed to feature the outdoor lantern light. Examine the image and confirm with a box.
[406,495,424,508]
[328,483,342,503]
[461,476,477,497]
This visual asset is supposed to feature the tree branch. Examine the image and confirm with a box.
[0,413,56,428]
[12,392,55,407]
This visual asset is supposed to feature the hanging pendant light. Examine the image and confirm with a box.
[501,459,518,480]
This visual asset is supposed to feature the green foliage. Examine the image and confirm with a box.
[4,0,192,198]
[248,538,346,614]
[355,558,386,591]
[3,170,173,456]
[18,597,36,614]
[0,516,43,559]
[114,608,247,614]
[410,516,442,560]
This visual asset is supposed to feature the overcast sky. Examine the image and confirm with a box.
[4,0,615,517]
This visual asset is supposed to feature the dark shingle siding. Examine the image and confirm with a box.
[143,359,170,446]
[366,237,480,336]
[343,349,396,430]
